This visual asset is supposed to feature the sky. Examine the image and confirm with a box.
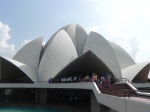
[0,0,149,65]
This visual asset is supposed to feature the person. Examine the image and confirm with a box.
[82,76,86,82]
[91,73,97,82]
[101,77,106,85]
[107,72,112,87]
[97,78,100,84]
[73,76,77,83]
[69,76,72,83]
[67,77,70,83]
[77,75,82,82]
[48,78,53,84]
[104,71,108,83]
[86,75,90,82]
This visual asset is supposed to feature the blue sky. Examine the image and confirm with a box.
[0,0,150,65]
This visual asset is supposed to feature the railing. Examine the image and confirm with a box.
[115,78,138,90]
[107,87,140,98]
[115,78,131,83]
[97,78,140,98]
[119,78,139,97]
[34,81,49,84]
[107,88,132,98]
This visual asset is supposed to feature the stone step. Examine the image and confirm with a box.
[97,83,136,97]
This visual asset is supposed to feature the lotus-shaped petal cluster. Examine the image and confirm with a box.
[0,24,149,83]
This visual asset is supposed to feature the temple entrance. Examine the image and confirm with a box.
[54,51,115,83]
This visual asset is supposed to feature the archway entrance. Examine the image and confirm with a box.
[54,51,114,81]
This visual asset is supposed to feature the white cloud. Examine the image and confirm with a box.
[87,24,149,64]
[115,36,140,62]
[103,0,150,63]
[135,37,150,63]
[0,21,15,58]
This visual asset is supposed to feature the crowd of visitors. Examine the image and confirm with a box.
[100,71,115,87]
[48,71,116,86]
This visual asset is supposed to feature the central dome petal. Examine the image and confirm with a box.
[38,30,78,81]
[83,31,122,79]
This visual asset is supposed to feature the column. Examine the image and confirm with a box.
[90,92,102,112]
[36,89,47,104]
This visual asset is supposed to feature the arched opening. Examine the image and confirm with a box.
[54,51,115,82]
[0,57,33,83]
[132,63,150,83]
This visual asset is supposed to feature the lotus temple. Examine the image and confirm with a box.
[0,24,150,112]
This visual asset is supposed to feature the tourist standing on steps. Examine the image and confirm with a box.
[101,77,106,85]
[104,71,108,83]
[91,73,97,82]
[107,72,112,87]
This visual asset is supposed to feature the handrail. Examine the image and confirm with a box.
[106,87,139,98]
[116,78,139,97]
[98,78,139,98]
[108,88,131,98]
[115,78,138,90]
[106,77,150,98]
[115,78,131,83]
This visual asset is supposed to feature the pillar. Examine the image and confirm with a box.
[90,92,102,112]
[90,92,119,112]
[35,89,39,103]
[35,89,47,104]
